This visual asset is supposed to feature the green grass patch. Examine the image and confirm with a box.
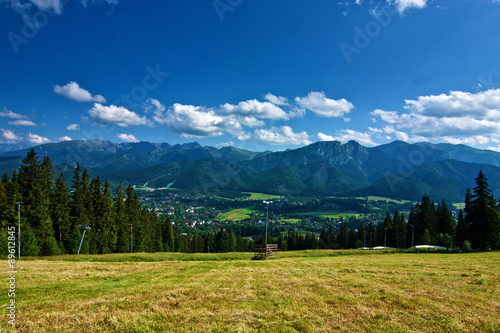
[289,212,362,220]
[279,218,302,223]
[245,192,284,200]
[219,206,255,221]
[363,196,410,204]
[4,251,499,332]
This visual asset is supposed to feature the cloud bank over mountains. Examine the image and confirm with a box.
[4,78,500,151]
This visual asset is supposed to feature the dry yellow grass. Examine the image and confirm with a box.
[1,251,499,332]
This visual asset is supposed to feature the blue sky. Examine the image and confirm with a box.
[1,0,500,152]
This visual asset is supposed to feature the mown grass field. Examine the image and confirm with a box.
[1,251,499,332]
[245,192,284,200]
[219,206,256,221]
[289,212,363,220]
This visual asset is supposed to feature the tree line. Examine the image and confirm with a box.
[317,170,500,251]
[1,150,498,255]
[0,150,254,256]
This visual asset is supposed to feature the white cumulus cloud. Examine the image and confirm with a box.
[2,0,118,27]
[220,99,292,120]
[0,108,29,120]
[117,133,138,143]
[66,124,81,131]
[142,98,165,115]
[318,129,377,146]
[295,91,354,118]
[8,120,36,126]
[253,126,311,146]
[317,132,336,141]
[389,0,427,14]
[58,136,72,142]
[371,88,500,144]
[54,81,106,103]
[89,103,149,127]
[1,129,22,141]
[28,133,50,144]
[404,89,500,119]
[264,93,289,106]
[154,103,226,138]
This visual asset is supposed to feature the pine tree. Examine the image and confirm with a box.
[17,150,55,251]
[394,211,407,249]
[466,170,500,250]
[456,209,467,245]
[377,211,392,247]
[50,172,70,252]
[437,199,455,236]
[125,185,141,252]
[1,172,17,230]
[319,228,328,249]
[162,216,174,252]
[0,181,8,229]
[101,180,117,253]
[413,194,437,245]
[114,184,129,253]
[338,222,348,249]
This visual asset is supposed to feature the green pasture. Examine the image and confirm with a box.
[3,251,498,332]
[219,206,256,221]
[245,192,284,200]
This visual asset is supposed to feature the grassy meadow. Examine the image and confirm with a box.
[1,251,499,332]
[219,207,256,221]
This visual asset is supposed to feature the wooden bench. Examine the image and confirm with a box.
[254,244,278,259]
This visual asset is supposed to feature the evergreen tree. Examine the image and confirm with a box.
[377,211,392,247]
[394,211,407,249]
[456,209,467,245]
[412,194,437,245]
[114,184,129,253]
[50,172,70,252]
[124,185,141,252]
[102,180,117,253]
[69,163,90,253]
[162,216,174,252]
[0,181,8,229]
[338,222,348,249]
[18,149,55,243]
[319,228,328,249]
[466,170,500,250]
[368,221,376,247]
[1,172,18,229]
[436,199,456,236]
[21,223,40,256]
[229,230,237,252]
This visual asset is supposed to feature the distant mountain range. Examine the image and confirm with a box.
[2,139,500,203]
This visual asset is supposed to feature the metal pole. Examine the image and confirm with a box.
[265,204,268,246]
[16,202,21,259]
[384,228,388,248]
[77,224,89,255]
[409,224,414,248]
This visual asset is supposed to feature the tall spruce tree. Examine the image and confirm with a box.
[50,172,70,252]
[17,149,55,254]
[412,194,437,245]
[456,210,467,246]
[394,210,407,249]
[466,170,500,250]
[436,199,456,236]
